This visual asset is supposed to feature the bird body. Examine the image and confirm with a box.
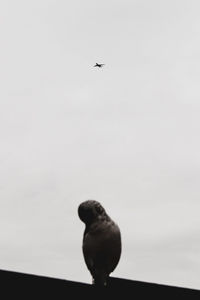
[94,63,105,68]
[78,200,121,286]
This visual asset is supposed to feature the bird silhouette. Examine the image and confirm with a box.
[78,200,121,286]
[93,63,105,68]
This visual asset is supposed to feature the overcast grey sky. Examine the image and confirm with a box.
[0,0,200,290]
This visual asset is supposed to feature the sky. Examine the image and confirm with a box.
[0,0,200,290]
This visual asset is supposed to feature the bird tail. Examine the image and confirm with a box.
[93,272,108,286]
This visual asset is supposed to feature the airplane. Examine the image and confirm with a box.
[93,63,105,68]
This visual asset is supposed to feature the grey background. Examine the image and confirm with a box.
[0,0,200,289]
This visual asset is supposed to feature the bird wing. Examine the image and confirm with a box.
[82,220,121,276]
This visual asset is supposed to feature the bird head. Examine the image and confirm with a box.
[78,200,106,225]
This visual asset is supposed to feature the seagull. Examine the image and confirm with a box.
[93,63,105,68]
[78,200,122,286]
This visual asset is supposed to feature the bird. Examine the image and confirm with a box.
[78,200,121,286]
[93,63,105,68]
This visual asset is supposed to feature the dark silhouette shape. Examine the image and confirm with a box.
[0,269,199,299]
[78,200,122,286]
[93,63,105,68]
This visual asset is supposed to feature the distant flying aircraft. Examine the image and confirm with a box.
[94,63,105,68]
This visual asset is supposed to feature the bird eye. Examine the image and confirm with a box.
[95,204,104,215]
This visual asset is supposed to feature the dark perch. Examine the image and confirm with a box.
[0,269,199,299]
